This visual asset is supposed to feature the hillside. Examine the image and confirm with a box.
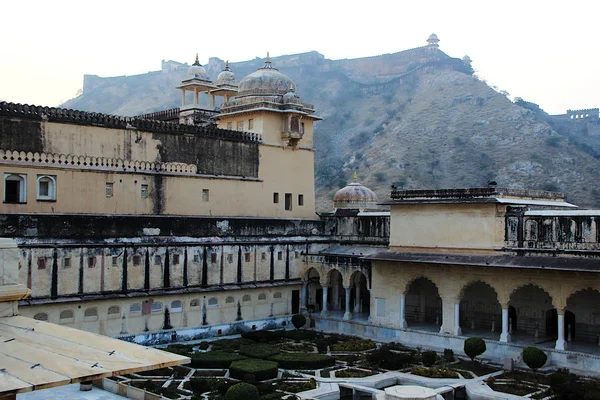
[62,48,600,210]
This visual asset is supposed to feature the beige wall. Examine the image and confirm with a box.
[389,203,506,252]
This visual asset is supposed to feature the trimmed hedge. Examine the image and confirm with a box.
[331,339,376,352]
[190,351,247,368]
[225,382,260,400]
[283,329,318,341]
[229,359,279,381]
[211,338,255,352]
[522,346,547,370]
[239,344,280,359]
[241,330,282,343]
[464,337,486,361]
[366,346,412,370]
[422,351,437,367]
[269,352,335,370]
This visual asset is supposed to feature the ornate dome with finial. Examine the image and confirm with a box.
[216,61,236,87]
[237,53,297,97]
[187,54,210,80]
[282,85,301,104]
[428,33,439,42]
[333,173,379,210]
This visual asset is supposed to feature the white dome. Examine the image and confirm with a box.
[237,54,296,97]
[216,61,236,86]
[187,55,210,80]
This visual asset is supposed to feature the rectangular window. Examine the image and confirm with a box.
[4,173,27,204]
[211,253,218,263]
[301,122,305,134]
[105,182,114,197]
[36,175,57,201]
[227,122,232,130]
[273,193,279,204]
[37,257,46,270]
[298,194,304,206]
[202,189,209,202]
[285,193,292,211]
[154,255,161,265]
[277,251,283,261]
[87,256,96,268]
[248,119,254,130]
[261,252,266,261]
[227,254,233,263]
[140,184,148,198]
[237,121,244,131]
[376,298,386,318]
[244,252,251,262]
[173,254,180,265]
[133,255,141,266]
[112,256,118,266]
[193,254,200,263]
[63,257,71,268]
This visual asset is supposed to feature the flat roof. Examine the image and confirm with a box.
[0,316,189,397]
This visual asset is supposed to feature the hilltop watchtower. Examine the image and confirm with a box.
[426,33,440,52]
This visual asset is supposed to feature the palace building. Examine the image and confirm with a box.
[2,49,600,375]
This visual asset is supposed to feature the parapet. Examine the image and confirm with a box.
[567,108,599,120]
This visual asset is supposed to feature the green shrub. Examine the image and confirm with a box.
[225,382,260,400]
[239,344,280,359]
[522,346,547,371]
[241,330,282,343]
[411,367,459,379]
[190,352,247,368]
[211,338,254,352]
[198,342,210,350]
[464,337,486,362]
[269,352,335,369]
[229,359,279,381]
[422,351,437,367]
[443,349,455,362]
[187,378,232,395]
[277,379,317,393]
[366,346,412,370]
[283,329,318,341]
[331,339,376,352]
[291,314,306,329]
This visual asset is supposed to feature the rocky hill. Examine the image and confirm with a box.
[62,46,600,210]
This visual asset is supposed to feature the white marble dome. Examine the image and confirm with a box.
[216,62,236,86]
[237,55,296,97]
[187,55,210,80]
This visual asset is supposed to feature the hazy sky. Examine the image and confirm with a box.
[1,0,598,115]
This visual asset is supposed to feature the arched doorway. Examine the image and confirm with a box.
[305,268,322,313]
[327,269,345,316]
[405,277,442,331]
[566,288,600,347]
[509,284,555,344]
[350,271,370,321]
[460,281,501,339]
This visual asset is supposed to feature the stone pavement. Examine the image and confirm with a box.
[18,384,126,399]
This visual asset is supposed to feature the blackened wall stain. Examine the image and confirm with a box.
[0,117,44,152]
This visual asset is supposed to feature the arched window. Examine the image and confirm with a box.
[4,173,26,203]
[242,294,251,302]
[151,302,163,313]
[59,310,74,320]
[34,313,48,321]
[190,299,200,308]
[107,306,120,318]
[84,308,98,319]
[225,296,235,304]
[36,175,56,201]
[208,297,218,306]
[129,303,142,314]
[273,292,282,299]
[258,293,267,301]
[171,300,182,312]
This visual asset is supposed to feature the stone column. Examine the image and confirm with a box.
[181,90,186,106]
[556,309,566,350]
[354,283,361,313]
[194,89,198,105]
[321,285,329,317]
[343,287,352,320]
[300,282,308,313]
[399,292,408,329]
[454,301,462,336]
[500,305,511,342]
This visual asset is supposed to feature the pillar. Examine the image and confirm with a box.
[354,282,361,313]
[300,282,308,312]
[343,287,352,320]
[194,88,198,105]
[181,90,186,106]
[556,309,566,350]
[321,285,329,317]
[500,305,511,342]
[453,301,462,336]
[399,292,407,329]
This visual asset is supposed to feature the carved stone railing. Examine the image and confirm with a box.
[0,102,262,144]
[0,149,197,175]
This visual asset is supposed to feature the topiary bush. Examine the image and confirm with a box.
[190,351,247,368]
[464,337,486,362]
[421,350,437,367]
[239,343,280,359]
[443,349,455,362]
[522,346,547,371]
[229,359,279,381]
[225,382,260,400]
[292,314,306,329]
[269,352,335,369]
